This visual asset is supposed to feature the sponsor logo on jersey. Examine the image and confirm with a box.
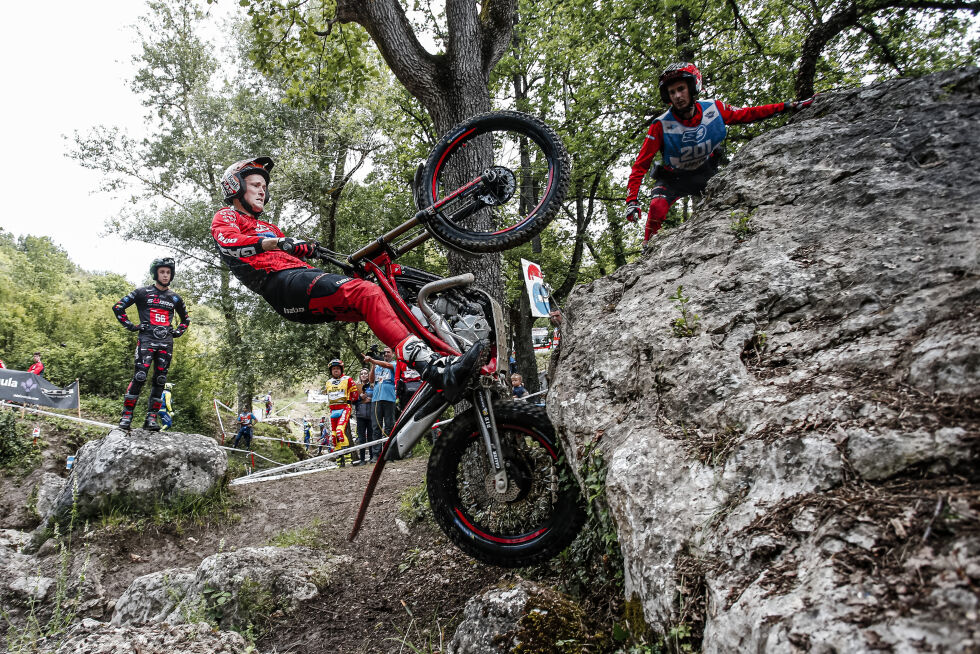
[682,125,707,143]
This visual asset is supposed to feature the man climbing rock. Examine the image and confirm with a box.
[112,258,190,430]
[625,62,813,247]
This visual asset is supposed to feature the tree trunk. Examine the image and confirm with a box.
[509,268,540,394]
[606,201,628,269]
[675,8,695,62]
[795,3,859,99]
[218,267,254,414]
[324,145,349,251]
[335,0,516,306]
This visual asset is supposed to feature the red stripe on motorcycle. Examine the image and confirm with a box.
[453,508,548,544]
[431,128,477,200]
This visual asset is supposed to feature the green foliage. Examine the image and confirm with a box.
[0,409,40,472]
[96,483,238,535]
[398,480,433,526]
[551,446,624,600]
[729,209,757,240]
[267,519,324,549]
[669,286,700,338]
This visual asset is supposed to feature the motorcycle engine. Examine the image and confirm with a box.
[431,296,491,345]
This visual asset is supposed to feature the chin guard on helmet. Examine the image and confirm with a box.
[221,156,274,215]
[328,358,344,374]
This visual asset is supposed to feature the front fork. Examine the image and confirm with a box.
[473,388,510,494]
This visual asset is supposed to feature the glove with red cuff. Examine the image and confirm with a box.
[624,200,642,223]
[279,237,315,259]
[783,96,814,113]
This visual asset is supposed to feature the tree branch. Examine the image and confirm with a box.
[726,0,766,53]
[335,0,443,107]
[857,20,905,74]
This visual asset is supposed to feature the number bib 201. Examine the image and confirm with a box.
[659,100,727,171]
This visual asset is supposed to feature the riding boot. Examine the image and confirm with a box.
[145,395,163,431]
[119,393,139,430]
[396,335,487,404]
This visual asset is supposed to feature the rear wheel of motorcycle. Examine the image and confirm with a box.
[418,111,571,254]
[426,402,585,567]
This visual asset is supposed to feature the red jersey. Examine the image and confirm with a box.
[28,361,44,375]
[210,207,312,293]
[626,99,786,202]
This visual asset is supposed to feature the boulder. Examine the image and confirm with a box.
[549,68,979,653]
[26,429,226,552]
[112,546,349,632]
[35,618,253,654]
[34,472,66,519]
[448,580,598,654]
[1,534,106,624]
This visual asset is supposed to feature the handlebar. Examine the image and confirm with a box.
[311,245,356,276]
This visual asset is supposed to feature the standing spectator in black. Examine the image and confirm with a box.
[112,258,190,430]
[364,346,396,460]
[28,352,44,376]
[353,369,374,465]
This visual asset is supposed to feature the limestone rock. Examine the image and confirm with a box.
[26,429,226,552]
[549,68,980,653]
[34,472,66,519]
[37,618,253,654]
[448,580,597,654]
[110,568,195,627]
[112,546,349,632]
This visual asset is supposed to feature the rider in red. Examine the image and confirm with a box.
[210,157,483,399]
[625,62,814,246]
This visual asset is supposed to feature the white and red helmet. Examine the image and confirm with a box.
[658,62,703,105]
[220,156,273,213]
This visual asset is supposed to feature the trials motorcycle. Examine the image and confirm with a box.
[319,111,584,567]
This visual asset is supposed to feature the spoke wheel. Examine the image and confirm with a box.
[427,402,584,567]
[419,111,571,254]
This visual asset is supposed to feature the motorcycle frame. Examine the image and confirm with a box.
[336,178,513,540]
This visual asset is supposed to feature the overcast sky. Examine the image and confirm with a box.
[0,1,205,285]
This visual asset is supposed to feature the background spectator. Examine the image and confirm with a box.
[511,373,527,399]
[28,352,44,376]
[354,369,374,464]
[364,345,396,461]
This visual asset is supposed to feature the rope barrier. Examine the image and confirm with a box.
[0,400,116,429]
[229,437,387,485]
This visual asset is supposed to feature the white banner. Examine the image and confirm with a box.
[521,259,552,318]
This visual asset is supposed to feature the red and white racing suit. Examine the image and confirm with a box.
[210,207,409,347]
[626,99,789,241]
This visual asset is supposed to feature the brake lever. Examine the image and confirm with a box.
[312,246,356,276]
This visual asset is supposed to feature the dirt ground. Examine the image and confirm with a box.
[0,417,520,654]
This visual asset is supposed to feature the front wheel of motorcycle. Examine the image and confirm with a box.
[426,402,585,567]
[418,111,571,254]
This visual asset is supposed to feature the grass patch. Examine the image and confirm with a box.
[267,519,324,549]
[3,490,91,654]
[0,408,42,473]
[398,479,433,526]
[96,482,240,536]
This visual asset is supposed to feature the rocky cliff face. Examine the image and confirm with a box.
[549,68,979,652]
